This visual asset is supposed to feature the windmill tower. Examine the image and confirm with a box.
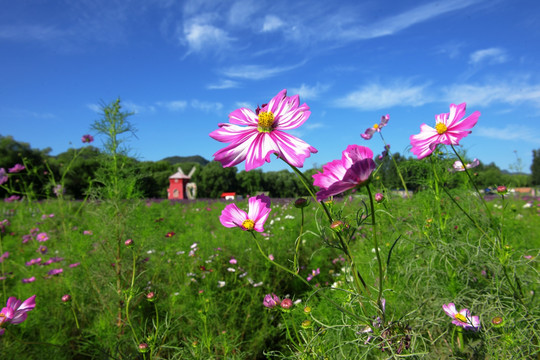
[167,167,196,200]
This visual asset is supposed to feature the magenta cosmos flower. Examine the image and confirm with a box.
[361,115,389,140]
[220,194,271,232]
[442,303,481,331]
[0,295,36,334]
[8,164,25,173]
[81,134,94,143]
[209,89,317,171]
[312,145,376,201]
[410,103,480,159]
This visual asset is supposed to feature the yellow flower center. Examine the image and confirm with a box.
[454,313,468,323]
[242,219,255,231]
[435,122,448,135]
[373,123,379,129]
[258,111,275,133]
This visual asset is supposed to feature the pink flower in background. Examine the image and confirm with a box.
[4,195,21,203]
[410,103,480,159]
[442,303,481,331]
[450,158,480,172]
[361,115,389,140]
[36,232,49,242]
[306,268,320,282]
[220,194,271,232]
[21,234,32,243]
[0,295,36,328]
[263,293,280,309]
[375,193,384,203]
[0,252,8,263]
[69,262,81,268]
[313,145,376,201]
[229,258,237,265]
[0,168,7,185]
[21,277,35,283]
[8,164,25,173]
[210,89,317,171]
[83,230,92,235]
[81,134,94,143]
[47,268,63,276]
[25,258,41,266]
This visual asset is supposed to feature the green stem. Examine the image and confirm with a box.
[251,233,364,322]
[293,206,305,274]
[366,185,384,318]
[379,133,409,198]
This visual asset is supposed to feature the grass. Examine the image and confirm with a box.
[0,189,538,359]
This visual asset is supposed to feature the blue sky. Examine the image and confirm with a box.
[1,0,539,174]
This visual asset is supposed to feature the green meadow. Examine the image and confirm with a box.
[0,190,538,359]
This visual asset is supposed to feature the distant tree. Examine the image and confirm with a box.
[0,135,51,199]
[532,149,540,186]
[51,146,101,199]
[197,161,238,198]
[236,169,264,196]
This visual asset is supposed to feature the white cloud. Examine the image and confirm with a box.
[183,22,234,53]
[443,81,540,107]
[335,82,430,110]
[0,25,64,41]
[290,82,330,100]
[469,48,508,65]
[222,62,305,80]
[191,100,223,112]
[262,15,284,32]
[207,79,240,90]
[476,125,540,144]
[156,100,188,111]
[235,101,254,110]
[337,0,482,41]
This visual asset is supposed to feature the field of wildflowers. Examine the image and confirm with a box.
[0,90,539,359]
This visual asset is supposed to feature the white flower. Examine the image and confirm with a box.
[218,281,226,288]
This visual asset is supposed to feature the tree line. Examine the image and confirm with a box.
[1,134,536,200]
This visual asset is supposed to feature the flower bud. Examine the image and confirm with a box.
[146,291,156,302]
[301,320,312,329]
[375,193,384,203]
[62,294,71,302]
[138,343,149,353]
[497,185,507,195]
[124,239,134,247]
[294,198,309,209]
[280,298,293,310]
[330,220,343,231]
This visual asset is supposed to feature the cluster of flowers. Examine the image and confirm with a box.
[210,89,486,334]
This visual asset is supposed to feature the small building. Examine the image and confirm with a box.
[167,167,196,200]
[220,192,236,200]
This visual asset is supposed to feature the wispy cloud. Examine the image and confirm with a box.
[222,62,305,80]
[261,15,285,32]
[469,47,508,65]
[335,81,430,110]
[290,82,331,100]
[476,125,540,144]
[207,79,240,90]
[156,100,188,111]
[183,22,235,54]
[191,100,223,112]
[0,25,64,42]
[443,80,540,107]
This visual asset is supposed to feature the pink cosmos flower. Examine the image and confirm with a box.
[36,232,49,242]
[442,303,481,331]
[81,134,94,143]
[220,194,271,232]
[0,252,8,263]
[263,293,280,309]
[8,164,25,173]
[0,168,7,185]
[0,295,36,329]
[47,268,63,276]
[5,195,21,203]
[312,145,376,201]
[410,103,480,160]
[21,277,36,283]
[449,158,480,172]
[375,193,384,203]
[210,89,317,171]
[361,115,389,140]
